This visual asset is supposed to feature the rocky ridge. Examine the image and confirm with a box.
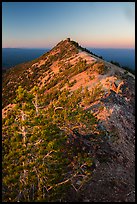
[2,38,135,202]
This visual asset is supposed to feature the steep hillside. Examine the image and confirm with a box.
[2,38,135,202]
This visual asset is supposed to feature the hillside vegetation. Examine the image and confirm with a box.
[2,38,135,202]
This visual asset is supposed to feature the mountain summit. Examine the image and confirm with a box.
[2,38,135,202]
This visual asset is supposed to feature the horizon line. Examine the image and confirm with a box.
[2,46,135,50]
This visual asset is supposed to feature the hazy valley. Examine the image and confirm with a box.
[2,47,135,71]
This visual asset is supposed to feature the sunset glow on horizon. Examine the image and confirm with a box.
[2,2,135,49]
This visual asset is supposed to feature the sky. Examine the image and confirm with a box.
[2,2,135,49]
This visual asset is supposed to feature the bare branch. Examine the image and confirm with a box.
[71,183,78,192]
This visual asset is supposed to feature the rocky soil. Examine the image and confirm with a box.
[66,73,135,202]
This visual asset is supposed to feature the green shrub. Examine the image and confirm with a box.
[92,62,108,75]
[68,79,77,87]
[89,75,95,80]
[2,86,104,202]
